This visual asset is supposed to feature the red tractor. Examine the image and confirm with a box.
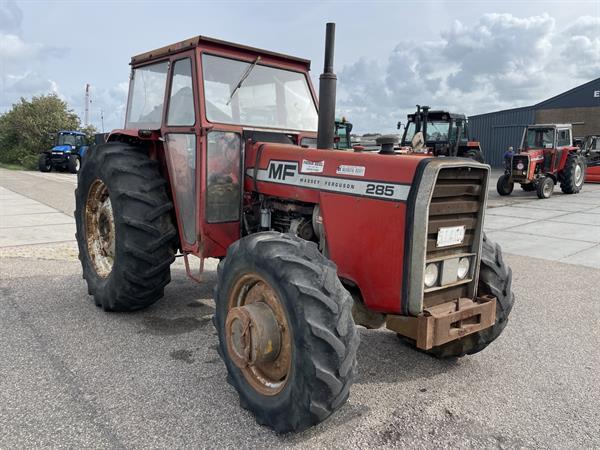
[75,24,514,432]
[497,124,586,199]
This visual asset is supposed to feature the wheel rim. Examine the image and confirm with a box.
[85,179,115,278]
[225,273,292,396]
[544,180,553,197]
[575,163,583,186]
[75,158,81,172]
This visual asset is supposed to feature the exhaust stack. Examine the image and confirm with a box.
[317,23,337,150]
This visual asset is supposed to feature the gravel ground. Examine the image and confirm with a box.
[1,253,598,448]
[1,168,599,448]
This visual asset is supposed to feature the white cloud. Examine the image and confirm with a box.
[338,13,600,134]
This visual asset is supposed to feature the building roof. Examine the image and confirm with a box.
[470,77,600,118]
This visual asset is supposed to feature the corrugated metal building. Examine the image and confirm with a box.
[469,77,600,167]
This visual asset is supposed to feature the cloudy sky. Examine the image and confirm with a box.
[1,0,599,133]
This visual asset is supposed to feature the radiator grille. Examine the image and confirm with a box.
[424,167,487,307]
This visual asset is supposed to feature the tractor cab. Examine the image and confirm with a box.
[399,105,483,162]
[334,117,353,149]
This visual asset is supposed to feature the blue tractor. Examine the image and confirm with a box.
[38,130,89,173]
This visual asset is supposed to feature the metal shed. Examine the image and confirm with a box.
[469,77,600,167]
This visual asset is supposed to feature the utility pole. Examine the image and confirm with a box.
[84,83,91,126]
[100,109,104,133]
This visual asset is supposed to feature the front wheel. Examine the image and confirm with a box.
[537,176,554,199]
[496,174,514,196]
[67,154,80,173]
[214,232,359,433]
[38,154,51,172]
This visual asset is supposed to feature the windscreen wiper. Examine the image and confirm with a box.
[226,56,261,106]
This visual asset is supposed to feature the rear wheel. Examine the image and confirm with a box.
[560,153,586,194]
[214,232,359,433]
[68,154,80,174]
[74,143,177,311]
[417,233,515,358]
[496,174,513,196]
[536,176,554,199]
[38,154,51,172]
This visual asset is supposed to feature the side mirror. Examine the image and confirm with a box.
[396,121,402,130]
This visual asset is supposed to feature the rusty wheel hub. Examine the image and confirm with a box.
[85,179,115,278]
[225,274,291,396]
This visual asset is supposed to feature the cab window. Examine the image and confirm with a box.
[167,58,195,126]
[206,131,241,223]
[557,129,571,147]
[125,61,169,129]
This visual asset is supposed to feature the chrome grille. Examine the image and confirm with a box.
[424,167,487,308]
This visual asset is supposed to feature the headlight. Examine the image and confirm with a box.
[424,263,439,288]
[457,257,470,280]
[516,162,524,170]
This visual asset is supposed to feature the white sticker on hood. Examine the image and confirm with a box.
[336,165,366,177]
[301,159,324,173]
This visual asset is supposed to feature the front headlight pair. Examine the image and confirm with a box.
[424,257,470,288]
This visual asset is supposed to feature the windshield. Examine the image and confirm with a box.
[403,121,450,144]
[57,134,77,146]
[524,128,555,149]
[202,54,318,131]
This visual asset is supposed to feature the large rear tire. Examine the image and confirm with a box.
[560,153,586,194]
[214,232,359,433]
[74,143,177,311]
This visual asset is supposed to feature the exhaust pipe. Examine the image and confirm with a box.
[317,22,337,150]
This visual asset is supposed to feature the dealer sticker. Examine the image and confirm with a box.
[436,225,466,248]
[301,159,324,173]
[336,165,366,177]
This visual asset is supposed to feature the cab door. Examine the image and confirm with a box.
[161,52,201,253]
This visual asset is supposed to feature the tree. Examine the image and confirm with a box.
[0,94,81,169]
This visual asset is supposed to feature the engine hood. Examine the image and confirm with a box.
[52,145,73,152]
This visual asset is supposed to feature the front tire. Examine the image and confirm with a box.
[38,154,51,172]
[536,176,554,199]
[496,174,514,196]
[68,154,80,174]
[74,143,177,311]
[423,233,515,358]
[560,153,585,194]
[214,232,359,433]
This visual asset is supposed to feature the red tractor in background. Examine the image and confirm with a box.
[497,124,586,199]
[75,24,514,433]
[398,105,485,162]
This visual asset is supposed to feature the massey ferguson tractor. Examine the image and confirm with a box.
[582,135,600,183]
[497,124,586,199]
[398,106,484,162]
[75,24,514,433]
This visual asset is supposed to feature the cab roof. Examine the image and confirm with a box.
[407,110,466,121]
[131,35,311,70]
